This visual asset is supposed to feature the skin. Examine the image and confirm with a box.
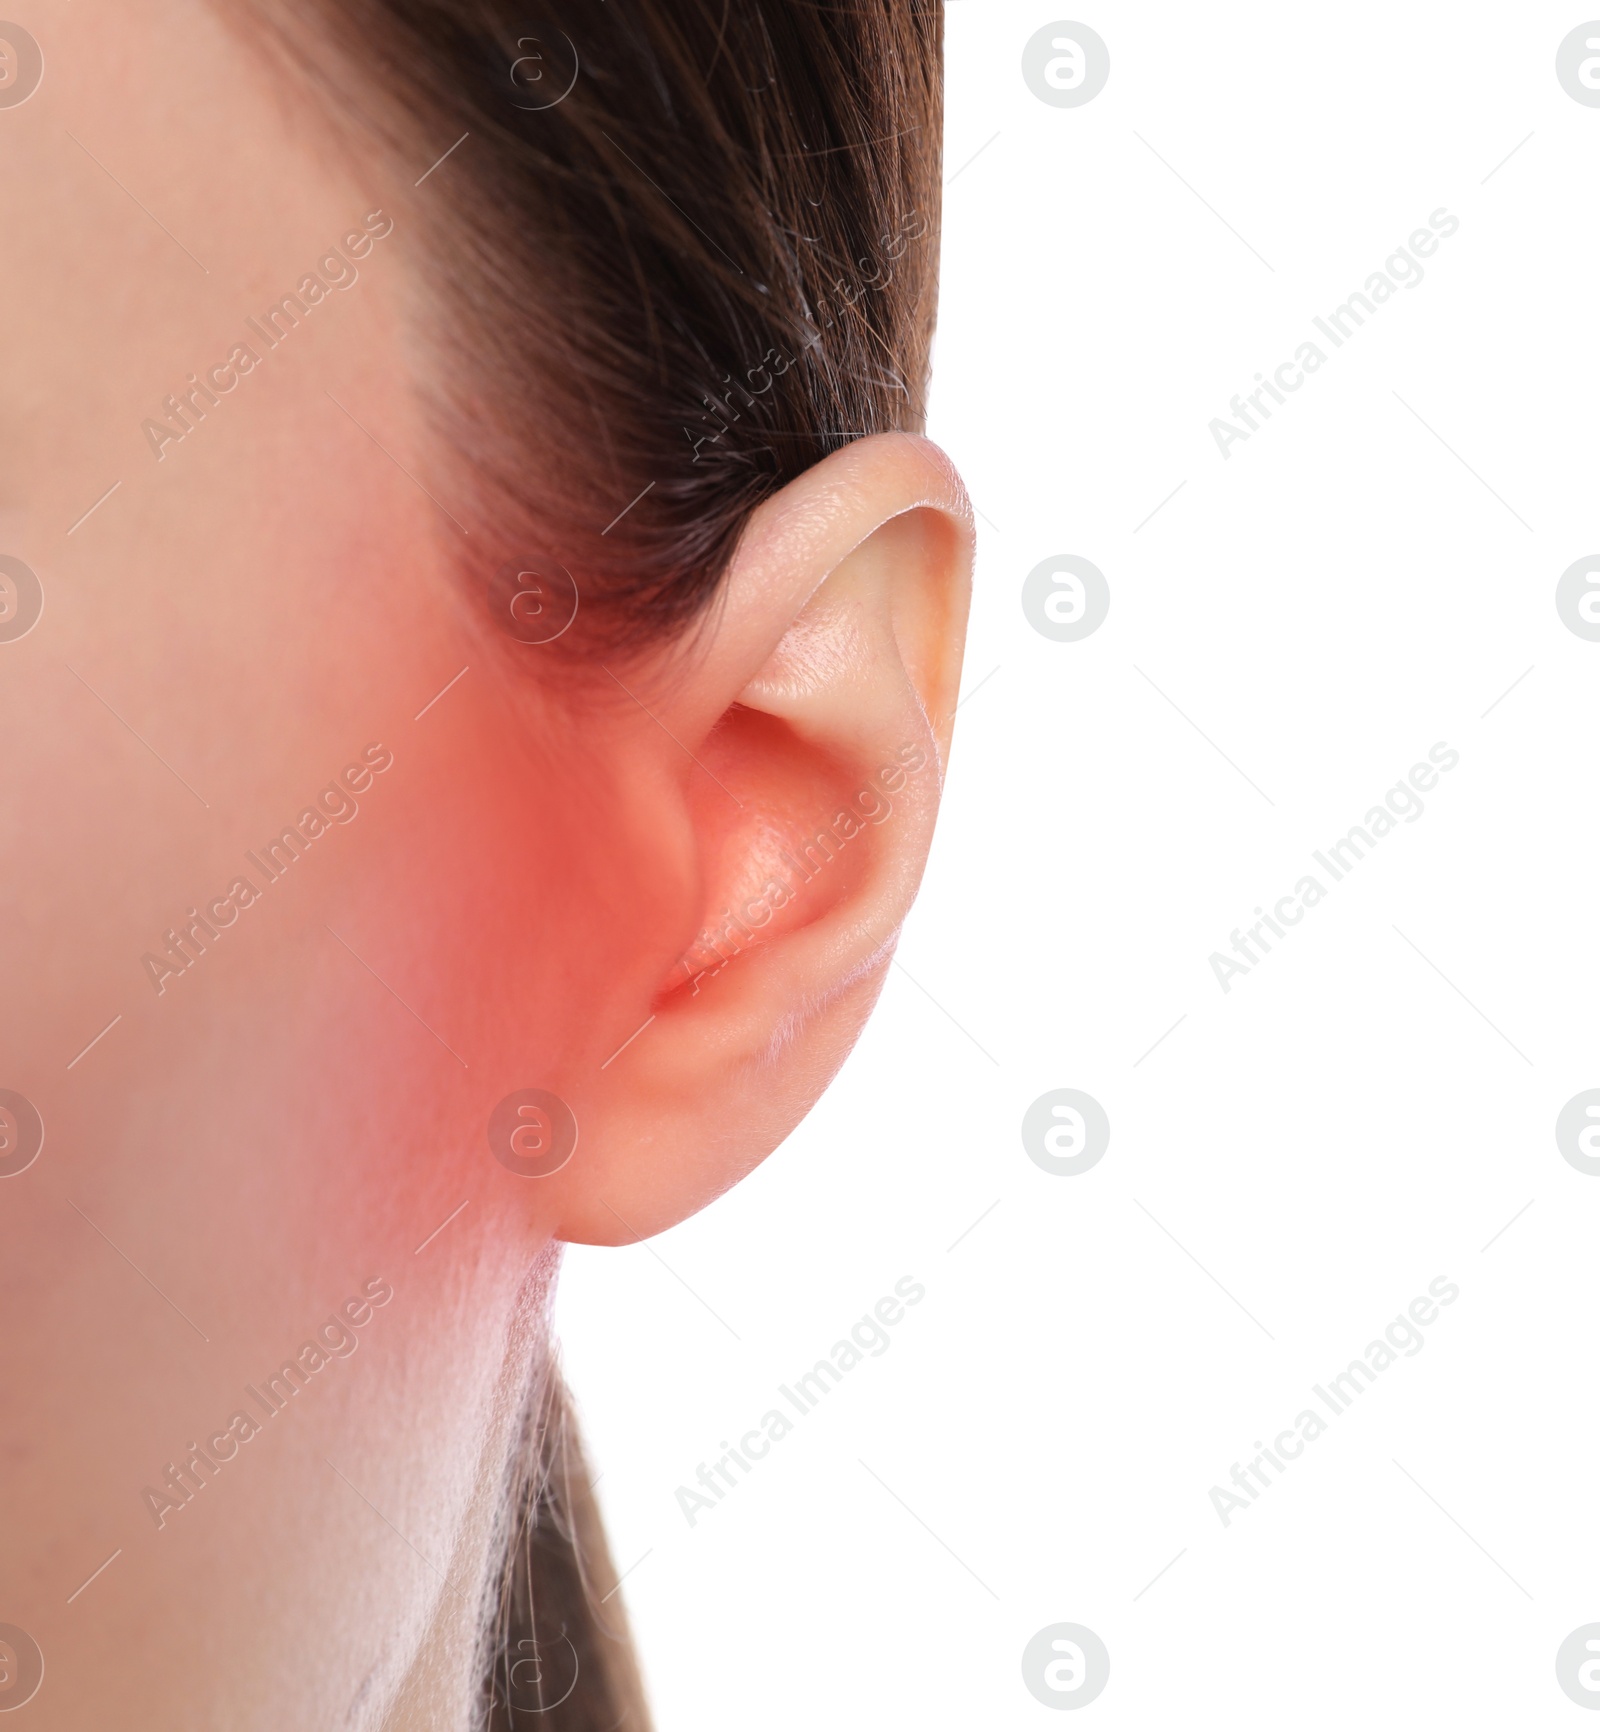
[0,3,971,1728]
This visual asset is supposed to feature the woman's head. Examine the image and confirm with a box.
[0,2,967,1725]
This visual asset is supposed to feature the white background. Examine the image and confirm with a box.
[560,4,1600,1724]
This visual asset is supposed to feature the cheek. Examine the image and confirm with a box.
[0,6,619,1719]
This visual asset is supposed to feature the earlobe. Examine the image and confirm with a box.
[549,433,972,1244]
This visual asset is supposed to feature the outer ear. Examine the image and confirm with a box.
[551,432,972,1244]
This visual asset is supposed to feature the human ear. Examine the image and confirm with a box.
[549,432,972,1244]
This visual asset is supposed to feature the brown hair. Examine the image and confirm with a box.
[245,0,944,652]
[485,1362,653,1729]
[236,0,944,1719]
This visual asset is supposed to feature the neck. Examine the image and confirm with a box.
[379,1259,558,1732]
